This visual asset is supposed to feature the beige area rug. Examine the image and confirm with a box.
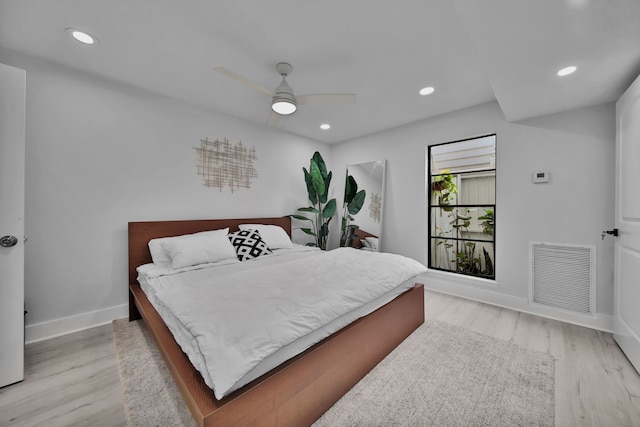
[113,319,554,427]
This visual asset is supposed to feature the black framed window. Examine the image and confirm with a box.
[428,134,496,279]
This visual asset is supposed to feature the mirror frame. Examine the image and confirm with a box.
[343,160,387,251]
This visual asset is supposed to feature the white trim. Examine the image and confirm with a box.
[420,273,614,332]
[25,303,128,344]
[426,268,499,289]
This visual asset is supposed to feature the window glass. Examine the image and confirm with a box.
[428,135,496,279]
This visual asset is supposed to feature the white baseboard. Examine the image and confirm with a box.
[25,303,129,344]
[421,272,614,333]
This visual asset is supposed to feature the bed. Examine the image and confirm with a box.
[128,216,425,427]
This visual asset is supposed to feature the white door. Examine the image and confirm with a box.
[613,73,640,373]
[0,63,26,387]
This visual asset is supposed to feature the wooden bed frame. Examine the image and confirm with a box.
[128,216,424,427]
[349,228,378,249]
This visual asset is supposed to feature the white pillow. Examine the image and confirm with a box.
[148,237,173,266]
[238,224,293,249]
[159,228,237,269]
[365,236,379,250]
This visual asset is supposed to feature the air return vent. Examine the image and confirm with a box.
[530,242,596,315]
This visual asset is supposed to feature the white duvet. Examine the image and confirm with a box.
[146,247,427,399]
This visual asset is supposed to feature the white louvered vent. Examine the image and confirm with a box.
[530,242,596,315]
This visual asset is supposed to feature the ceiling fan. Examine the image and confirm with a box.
[215,62,356,126]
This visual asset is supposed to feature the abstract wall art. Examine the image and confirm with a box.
[194,137,258,192]
[369,192,382,223]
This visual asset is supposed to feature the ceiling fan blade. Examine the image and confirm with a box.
[297,94,356,105]
[267,111,281,127]
[214,66,274,97]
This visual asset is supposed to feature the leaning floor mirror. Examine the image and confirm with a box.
[341,160,386,251]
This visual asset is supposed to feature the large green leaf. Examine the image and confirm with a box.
[319,223,329,237]
[311,151,328,179]
[319,170,332,203]
[347,189,366,215]
[309,160,325,200]
[303,167,317,204]
[344,175,357,204]
[322,198,337,219]
[298,207,320,214]
[291,214,312,221]
[300,228,316,236]
[483,247,494,276]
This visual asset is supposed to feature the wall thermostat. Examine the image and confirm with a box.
[532,170,550,183]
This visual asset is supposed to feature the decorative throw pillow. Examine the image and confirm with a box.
[228,230,272,261]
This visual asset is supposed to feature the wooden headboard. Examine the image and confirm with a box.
[127,216,291,285]
[350,228,378,249]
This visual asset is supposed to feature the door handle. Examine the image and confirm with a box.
[601,228,619,240]
[0,235,18,247]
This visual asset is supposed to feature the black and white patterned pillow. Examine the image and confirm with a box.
[228,229,272,261]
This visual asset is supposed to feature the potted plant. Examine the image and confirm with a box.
[291,152,336,250]
[431,169,458,206]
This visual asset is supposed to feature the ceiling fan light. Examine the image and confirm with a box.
[272,99,297,115]
[272,78,297,115]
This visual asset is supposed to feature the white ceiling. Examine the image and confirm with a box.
[1,0,639,143]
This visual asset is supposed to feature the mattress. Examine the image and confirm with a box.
[137,245,427,399]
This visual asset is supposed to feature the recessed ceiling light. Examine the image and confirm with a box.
[419,86,435,96]
[557,66,577,77]
[66,28,96,45]
[320,124,331,130]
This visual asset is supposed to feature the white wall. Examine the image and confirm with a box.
[0,48,329,341]
[332,101,616,330]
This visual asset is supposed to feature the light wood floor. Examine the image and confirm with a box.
[0,322,126,426]
[1,290,639,426]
